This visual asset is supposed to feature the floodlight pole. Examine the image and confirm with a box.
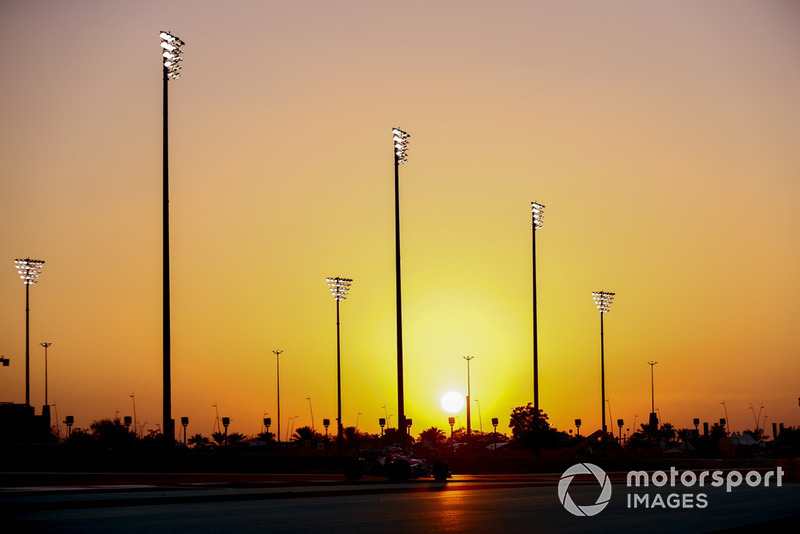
[336,295,342,438]
[162,44,172,445]
[327,277,353,441]
[160,30,184,445]
[531,202,544,410]
[600,311,606,434]
[25,282,31,406]
[592,291,614,436]
[392,128,409,439]
[14,259,44,407]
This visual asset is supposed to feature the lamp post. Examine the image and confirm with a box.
[491,417,499,455]
[749,402,765,434]
[721,401,729,434]
[327,276,353,440]
[448,416,455,453]
[272,350,284,443]
[531,201,545,409]
[159,30,184,445]
[647,361,658,430]
[181,416,189,445]
[464,355,474,436]
[40,342,52,406]
[306,395,315,431]
[14,258,45,407]
[592,290,614,435]
[392,127,410,436]
[130,393,138,439]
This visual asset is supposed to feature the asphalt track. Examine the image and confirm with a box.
[1,472,798,533]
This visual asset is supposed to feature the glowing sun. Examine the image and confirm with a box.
[441,391,465,413]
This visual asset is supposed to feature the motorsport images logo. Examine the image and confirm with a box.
[558,463,785,516]
[558,463,612,516]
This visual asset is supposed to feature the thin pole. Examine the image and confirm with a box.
[465,356,473,436]
[600,312,606,435]
[162,63,173,445]
[307,396,315,431]
[274,352,282,443]
[394,151,405,434]
[25,284,30,406]
[336,298,343,439]
[532,219,539,410]
[647,362,657,414]
[721,401,729,433]
[43,343,49,405]
[131,394,138,439]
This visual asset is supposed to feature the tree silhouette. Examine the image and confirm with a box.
[89,418,136,449]
[659,422,676,442]
[509,403,557,451]
[225,432,246,446]
[188,433,211,449]
[257,431,276,443]
[211,432,226,446]
[292,426,321,442]
[418,427,446,455]
[343,426,364,445]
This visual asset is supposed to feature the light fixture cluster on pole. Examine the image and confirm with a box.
[391,127,410,439]
[530,201,545,410]
[393,128,410,164]
[327,276,353,440]
[15,259,45,285]
[160,30,185,446]
[160,31,184,80]
[327,277,353,301]
[592,290,614,435]
[14,258,45,407]
[531,201,545,230]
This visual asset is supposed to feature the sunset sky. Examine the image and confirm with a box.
[1,1,798,439]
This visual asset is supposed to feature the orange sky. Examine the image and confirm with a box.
[1,1,799,439]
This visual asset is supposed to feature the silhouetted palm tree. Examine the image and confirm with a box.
[418,427,446,454]
[659,422,676,442]
[188,433,211,448]
[343,426,363,444]
[257,431,276,443]
[293,426,321,442]
[225,432,246,446]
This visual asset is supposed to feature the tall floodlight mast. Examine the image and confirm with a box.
[160,30,184,444]
[327,276,353,440]
[392,127,410,436]
[531,201,545,409]
[592,290,615,435]
[14,258,45,407]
